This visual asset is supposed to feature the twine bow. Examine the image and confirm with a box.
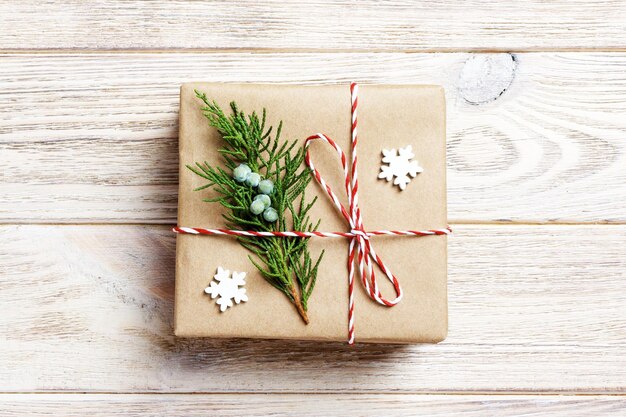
[305,83,405,343]
[174,82,451,344]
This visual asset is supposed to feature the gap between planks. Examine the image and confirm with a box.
[4,48,626,54]
[0,391,625,396]
[1,220,623,228]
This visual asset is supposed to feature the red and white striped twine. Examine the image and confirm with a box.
[175,82,451,344]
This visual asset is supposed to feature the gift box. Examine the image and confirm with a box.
[175,83,448,343]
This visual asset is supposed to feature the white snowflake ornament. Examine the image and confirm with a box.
[204,267,248,312]
[378,145,423,190]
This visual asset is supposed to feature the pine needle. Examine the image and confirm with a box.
[189,90,323,322]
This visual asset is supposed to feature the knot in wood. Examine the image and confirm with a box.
[459,53,517,105]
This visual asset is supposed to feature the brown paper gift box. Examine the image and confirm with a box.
[175,83,448,343]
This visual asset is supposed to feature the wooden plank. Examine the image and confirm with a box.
[1,394,625,416]
[1,1,625,51]
[1,53,625,223]
[0,224,624,392]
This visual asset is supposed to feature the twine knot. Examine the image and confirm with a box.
[350,229,369,240]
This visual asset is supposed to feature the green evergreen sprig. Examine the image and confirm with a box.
[187,90,324,323]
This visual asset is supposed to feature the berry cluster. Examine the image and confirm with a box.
[233,164,278,222]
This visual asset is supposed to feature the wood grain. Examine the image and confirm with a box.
[1,224,624,392]
[1,394,625,416]
[1,1,625,51]
[3,0,624,410]
[2,53,625,223]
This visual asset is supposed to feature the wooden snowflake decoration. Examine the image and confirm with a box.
[204,267,248,312]
[378,145,423,190]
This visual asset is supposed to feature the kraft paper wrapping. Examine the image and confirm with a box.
[175,83,447,343]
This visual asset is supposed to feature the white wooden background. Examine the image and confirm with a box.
[1,1,625,416]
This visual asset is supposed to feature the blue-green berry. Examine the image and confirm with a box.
[258,179,274,195]
[233,164,252,183]
[263,207,278,222]
[253,194,271,209]
[249,199,265,215]
[245,172,261,187]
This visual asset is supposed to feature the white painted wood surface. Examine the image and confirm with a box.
[1,394,625,416]
[2,0,625,413]
[1,225,624,392]
[1,1,625,51]
[2,53,625,223]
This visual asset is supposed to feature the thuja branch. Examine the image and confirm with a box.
[188,90,324,323]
